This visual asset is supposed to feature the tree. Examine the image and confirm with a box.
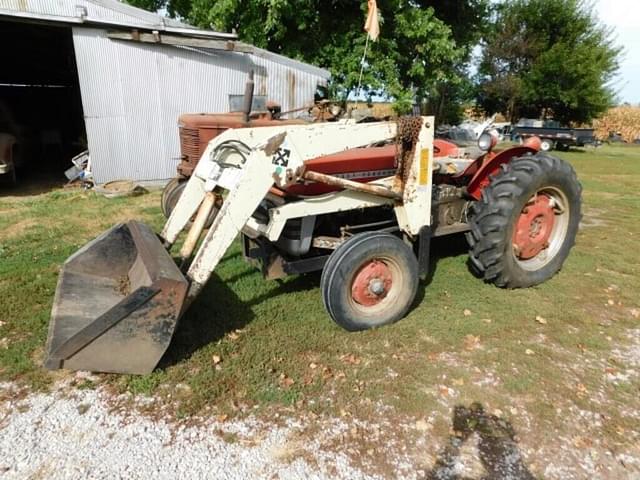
[477,0,621,125]
[126,0,190,18]
[126,0,489,121]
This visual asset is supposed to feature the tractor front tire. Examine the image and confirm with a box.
[161,177,218,227]
[321,232,419,331]
[161,177,187,219]
[467,153,582,288]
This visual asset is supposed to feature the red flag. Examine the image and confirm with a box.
[364,0,380,41]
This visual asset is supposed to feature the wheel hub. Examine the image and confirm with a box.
[351,260,393,306]
[513,194,555,260]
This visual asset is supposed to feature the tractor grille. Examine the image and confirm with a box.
[179,127,201,164]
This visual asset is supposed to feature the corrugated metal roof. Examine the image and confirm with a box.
[0,0,235,38]
[0,0,330,77]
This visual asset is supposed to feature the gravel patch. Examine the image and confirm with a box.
[0,382,379,480]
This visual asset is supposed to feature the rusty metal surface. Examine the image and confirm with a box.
[312,236,343,250]
[394,116,424,192]
[44,221,188,374]
[46,286,160,368]
[303,170,401,200]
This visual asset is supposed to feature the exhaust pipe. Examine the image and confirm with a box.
[243,70,255,123]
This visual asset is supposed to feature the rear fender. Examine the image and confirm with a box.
[466,146,538,200]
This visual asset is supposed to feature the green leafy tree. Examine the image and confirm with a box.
[126,0,489,120]
[477,0,621,124]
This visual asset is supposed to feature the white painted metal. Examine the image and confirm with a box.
[394,116,435,235]
[186,146,278,297]
[163,122,404,299]
[162,119,433,298]
[263,191,394,242]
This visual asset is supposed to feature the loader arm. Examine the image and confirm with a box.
[163,121,401,301]
[44,117,434,375]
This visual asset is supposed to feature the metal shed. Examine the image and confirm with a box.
[0,0,330,184]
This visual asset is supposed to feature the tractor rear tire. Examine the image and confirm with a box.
[466,153,582,288]
[321,232,419,331]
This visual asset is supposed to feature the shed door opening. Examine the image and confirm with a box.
[0,21,86,189]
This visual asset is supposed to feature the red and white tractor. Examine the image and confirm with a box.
[44,116,581,374]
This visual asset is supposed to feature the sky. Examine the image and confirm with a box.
[595,0,640,104]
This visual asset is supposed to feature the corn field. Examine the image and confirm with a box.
[593,106,640,142]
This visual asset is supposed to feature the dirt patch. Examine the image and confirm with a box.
[580,207,608,228]
[0,218,37,240]
[116,276,131,296]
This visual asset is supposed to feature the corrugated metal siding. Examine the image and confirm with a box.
[0,0,186,28]
[251,55,326,114]
[72,28,329,184]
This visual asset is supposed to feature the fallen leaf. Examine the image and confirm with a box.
[576,383,588,397]
[452,378,465,386]
[607,299,615,306]
[216,414,228,422]
[212,354,222,365]
[525,349,534,355]
[572,436,593,448]
[463,309,472,317]
[278,373,295,388]
[439,385,452,396]
[340,353,361,365]
[309,362,318,370]
[577,343,587,353]
[228,332,240,340]
[535,315,547,325]
[482,318,492,324]
[630,308,640,319]
[463,335,481,351]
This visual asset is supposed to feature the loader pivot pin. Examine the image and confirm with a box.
[513,193,555,260]
[351,260,393,306]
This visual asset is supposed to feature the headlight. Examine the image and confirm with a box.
[478,131,498,151]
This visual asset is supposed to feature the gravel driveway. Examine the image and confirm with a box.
[0,381,380,480]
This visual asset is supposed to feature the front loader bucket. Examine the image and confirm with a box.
[44,221,188,374]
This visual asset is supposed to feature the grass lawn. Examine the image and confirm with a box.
[1,145,639,474]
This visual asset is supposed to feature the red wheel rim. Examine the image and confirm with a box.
[513,193,556,260]
[351,260,393,307]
